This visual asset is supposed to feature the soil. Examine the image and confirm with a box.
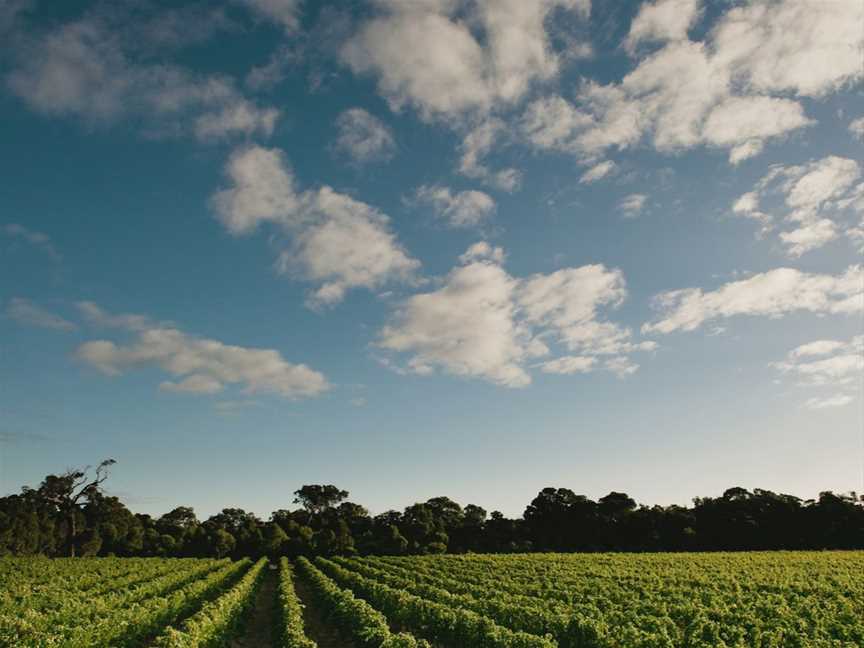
[230,568,278,648]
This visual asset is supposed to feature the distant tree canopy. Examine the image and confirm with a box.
[1,462,862,559]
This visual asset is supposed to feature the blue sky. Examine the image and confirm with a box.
[1,0,862,518]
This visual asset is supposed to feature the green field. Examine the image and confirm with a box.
[2,551,862,647]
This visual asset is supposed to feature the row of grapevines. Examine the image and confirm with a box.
[277,557,317,648]
[393,552,855,596]
[0,558,250,647]
[337,556,573,641]
[315,557,557,648]
[1,557,194,606]
[295,556,429,648]
[4,558,225,619]
[2,558,229,639]
[152,557,268,647]
[372,553,864,648]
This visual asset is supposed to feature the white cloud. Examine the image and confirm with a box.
[414,185,495,228]
[850,116,864,140]
[788,339,845,359]
[539,355,595,374]
[7,16,278,141]
[604,356,641,378]
[710,0,864,98]
[804,394,854,410]
[778,219,838,257]
[3,223,60,261]
[211,145,420,306]
[457,118,522,191]
[579,160,617,184]
[239,0,303,32]
[333,108,396,165]
[521,0,863,163]
[378,259,531,387]
[519,93,599,154]
[618,193,647,217]
[211,146,299,235]
[459,241,506,264]
[341,0,589,121]
[74,305,329,399]
[624,0,702,53]
[774,335,863,387]
[518,266,656,356]
[773,335,862,410]
[644,265,863,334]
[78,301,154,331]
[701,96,812,163]
[378,244,654,387]
[732,155,863,255]
[728,140,764,166]
[6,298,76,331]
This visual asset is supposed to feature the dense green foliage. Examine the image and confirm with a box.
[315,556,557,648]
[3,552,862,647]
[0,557,248,646]
[326,552,864,647]
[295,556,429,648]
[2,462,863,559]
[277,558,317,648]
[152,557,267,647]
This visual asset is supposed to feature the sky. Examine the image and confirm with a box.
[1,0,862,520]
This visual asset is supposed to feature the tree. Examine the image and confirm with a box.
[263,522,289,560]
[293,485,349,516]
[28,459,116,557]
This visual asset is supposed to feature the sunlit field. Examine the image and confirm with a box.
[4,551,863,647]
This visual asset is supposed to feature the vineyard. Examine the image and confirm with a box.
[1,551,862,647]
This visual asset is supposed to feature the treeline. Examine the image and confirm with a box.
[1,461,862,558]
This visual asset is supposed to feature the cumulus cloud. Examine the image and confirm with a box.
[618,193,647,217]
[521,0,862,163]
[732,155,863,256]
[3,223,60,261]
[459,241,506,264]
[5,297,76,331]
[773,335,863,387]
[711,0,864,98]
[850,116,864,140]
[579,160,617,184]
[332,108,396,165]
[239,0,303,32]
[624,0,702,53]
[700,96,812,163]
[211,145,419,306]
[778,219,838,257]
[341,0,590,121]
[772,335,862,411]
[457,118,522,191]
[377,244,655,387]
[74,304,329,399]
[6,11,277,141]
[643,265,863,334]
[414,185,496,228]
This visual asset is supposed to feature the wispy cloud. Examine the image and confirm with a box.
[5,297,76,331]
[3,223,60,261]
